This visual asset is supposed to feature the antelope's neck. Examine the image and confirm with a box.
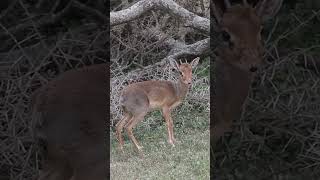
[216,47,238,67]
[173,78,190,100]
[214,54,253,125]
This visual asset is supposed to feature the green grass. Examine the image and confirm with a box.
[195,57,210,78]
[110,112,209,180]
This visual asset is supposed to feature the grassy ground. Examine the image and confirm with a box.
[110,110,209,180]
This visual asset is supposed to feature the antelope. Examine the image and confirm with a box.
[31,64,108,180]
[211,0,283,143]
[115,57,199,152]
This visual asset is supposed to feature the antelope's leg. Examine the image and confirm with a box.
[125,112,147,151]
[162,107,175,146]
[115,113,132,151]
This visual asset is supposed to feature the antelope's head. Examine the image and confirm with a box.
[212,0,283,72]
[170,57,200,85]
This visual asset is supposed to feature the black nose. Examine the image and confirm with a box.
[250,66,257,72]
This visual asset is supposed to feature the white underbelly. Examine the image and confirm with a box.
[149,101,162,109]
[149,100,181,109]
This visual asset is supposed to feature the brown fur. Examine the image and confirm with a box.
[212,0,283,143]
[31,64,108,180]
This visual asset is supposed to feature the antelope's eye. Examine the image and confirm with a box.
[222,30,234,49]
[222,30,231,41]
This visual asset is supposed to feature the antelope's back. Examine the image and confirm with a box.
[31,64,108,165]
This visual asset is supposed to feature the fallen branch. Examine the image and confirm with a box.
[110,0,210,33]
[144,27,210,61]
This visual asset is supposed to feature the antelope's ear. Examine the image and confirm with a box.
[255,0,283,22]
[211,0,225,25]
[169,59,180,70]
[191,57,200,69]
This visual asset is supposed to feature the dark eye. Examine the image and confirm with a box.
[222,30,230,41]
[221,30,234,49]
[250,66,258,72]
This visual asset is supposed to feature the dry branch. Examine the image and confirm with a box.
[142,27,210,60]
[110,0,210,33]
[110,0,210,62]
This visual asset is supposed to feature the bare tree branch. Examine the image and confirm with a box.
[110,0,210,33]
[142,25,209,61]
[111,0,210,62]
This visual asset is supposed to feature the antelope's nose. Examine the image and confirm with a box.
[250,66,257,72]
[187,78,193,84]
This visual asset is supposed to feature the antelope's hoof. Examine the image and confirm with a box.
[171,137,176,143]
[168,140,175,147]
[137,145,144,151]
[138,151,144,158]
[118,146,124,153]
